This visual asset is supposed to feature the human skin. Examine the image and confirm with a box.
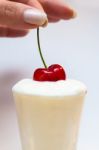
[0,0,76,37]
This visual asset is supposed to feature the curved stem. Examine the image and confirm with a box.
[37,28,47,68]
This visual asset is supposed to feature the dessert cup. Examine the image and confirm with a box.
[12,79,87,150]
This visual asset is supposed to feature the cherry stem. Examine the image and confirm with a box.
[37,28,47,68]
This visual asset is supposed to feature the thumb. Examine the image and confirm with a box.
[0,1,48,30]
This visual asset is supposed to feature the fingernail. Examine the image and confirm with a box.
[24,8,48,26]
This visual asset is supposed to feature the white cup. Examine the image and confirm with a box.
[12,79,87,150]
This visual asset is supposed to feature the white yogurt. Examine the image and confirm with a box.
[12,79,87,96]
[12,79,87,150]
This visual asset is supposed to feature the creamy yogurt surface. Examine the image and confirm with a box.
[12,79,87,96]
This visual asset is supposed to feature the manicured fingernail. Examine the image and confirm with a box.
[24,8,48,26]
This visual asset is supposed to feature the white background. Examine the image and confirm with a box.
[0,0,99,150]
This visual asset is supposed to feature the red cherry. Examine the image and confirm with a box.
[33,64,66,81]
[33,68,53,81]
[48,64,66,80]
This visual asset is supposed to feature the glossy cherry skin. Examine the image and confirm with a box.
[33,64,66,81]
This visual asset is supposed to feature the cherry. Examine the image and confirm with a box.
[33,64,66,81]
[33,28,67,81]
[48,64,66,80]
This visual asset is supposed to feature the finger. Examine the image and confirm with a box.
[0,1,48,30]
[39,0,77,20]
[0,27,29,37]
[48,16,60,23]
[9,0,44,11]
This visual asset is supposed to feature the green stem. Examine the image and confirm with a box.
[37,28,47,68]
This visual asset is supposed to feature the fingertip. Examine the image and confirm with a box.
[63,3,77,19]
[72,10,77,18]
[41,18,48,27]
[62,7,77,20]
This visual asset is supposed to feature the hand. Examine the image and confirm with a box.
[0,0,76,37]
